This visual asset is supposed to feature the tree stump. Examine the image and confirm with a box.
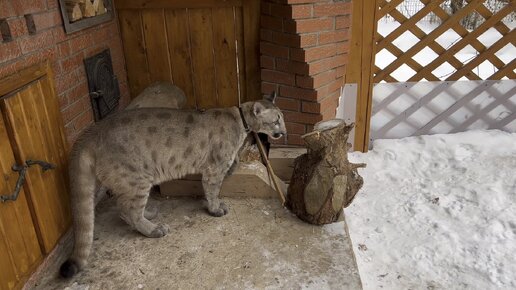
[286,119,366,225]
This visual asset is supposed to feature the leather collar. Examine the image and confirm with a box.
[238,107,251,133]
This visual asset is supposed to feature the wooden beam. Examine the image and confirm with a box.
[346,0,379,152]
[114,0,242,9]
[0,62,49,97]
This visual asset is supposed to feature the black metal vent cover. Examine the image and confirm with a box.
[84,49,120,121]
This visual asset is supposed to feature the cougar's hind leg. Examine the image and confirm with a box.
[117,186,169,238]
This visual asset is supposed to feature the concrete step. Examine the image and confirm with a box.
[160,161,287,199]
[269,147,306,183]
[33,198,362,289]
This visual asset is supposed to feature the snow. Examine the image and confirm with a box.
[345,130,516,289]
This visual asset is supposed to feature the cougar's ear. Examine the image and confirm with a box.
[253,102,266,116]
[264,91,276,103]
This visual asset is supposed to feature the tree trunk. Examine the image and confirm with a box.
[286,119,365,225]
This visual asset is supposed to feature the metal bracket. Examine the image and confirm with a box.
[0,159,55,202]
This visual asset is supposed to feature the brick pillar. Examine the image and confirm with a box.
[260,0,352,146]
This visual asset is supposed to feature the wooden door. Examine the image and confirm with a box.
[115,0,261,109]
[0,62,71,254]
[0,117,43,290]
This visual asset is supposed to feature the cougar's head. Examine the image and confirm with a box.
[250,92,287,140]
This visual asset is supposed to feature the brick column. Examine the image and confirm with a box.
[260,0,352,145]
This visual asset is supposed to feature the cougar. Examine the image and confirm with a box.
[59,92,286,278]
[94,81,186,203]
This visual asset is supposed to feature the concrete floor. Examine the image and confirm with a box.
[33,196,362,290]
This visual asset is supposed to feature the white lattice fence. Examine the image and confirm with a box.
[368,0,515,144]
[371,80,515,141]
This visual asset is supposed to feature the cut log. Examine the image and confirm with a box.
[66,3,83,22]
[286,119,366,225]
[93,0,106,15]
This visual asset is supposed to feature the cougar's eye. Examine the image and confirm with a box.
[273,115,280,126]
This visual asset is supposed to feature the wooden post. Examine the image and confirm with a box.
[345,0,379,152]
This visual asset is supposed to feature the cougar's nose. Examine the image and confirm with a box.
[273,132,284,138]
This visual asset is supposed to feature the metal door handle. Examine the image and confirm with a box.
[1,160,55,202]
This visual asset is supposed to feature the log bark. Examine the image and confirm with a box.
[286,119,365,225]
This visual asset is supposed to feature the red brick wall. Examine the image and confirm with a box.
[260,0,352,145]
[0,0,130,145]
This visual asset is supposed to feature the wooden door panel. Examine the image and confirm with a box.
[189,8,218,109]
[116,0,260,108]
[165,8,196,108]
[142,9,173,83]
[118,9,151,99]
[2,78,71,254]
[212,7,240,107]
[0,115,42,290]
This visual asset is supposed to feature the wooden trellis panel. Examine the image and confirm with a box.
[375,0,516,83]
[348,0,516,152]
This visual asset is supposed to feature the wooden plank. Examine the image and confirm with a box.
[2,81,69,253]
[374,0,485,83]
[351,0,378,152]
[36,76,72,238]
[165,9,196,109]
[408,3,514,82]
[212,7,239,107]
[360,0,379,151]
[235,7,247,104]
[0,114,42,290]
[344,0,363,84]
[141,9,173,83]
[115,0,242,9]
[188,8,218,109]
[0,62,47,97]
[490,58,516,80]
[242,0,261,102]
[117,10,151,98]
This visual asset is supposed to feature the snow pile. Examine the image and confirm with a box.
[345,130,516,289]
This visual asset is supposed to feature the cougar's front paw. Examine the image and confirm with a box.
[149,223,169,238]
[208,202,229,217]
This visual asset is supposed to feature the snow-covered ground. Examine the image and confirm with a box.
[345,130,516,289]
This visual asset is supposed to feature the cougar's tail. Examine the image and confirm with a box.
[60,144,96,278]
